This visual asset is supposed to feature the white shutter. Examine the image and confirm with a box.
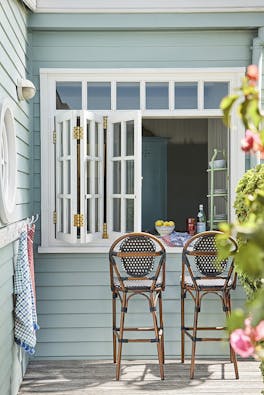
[55,111,77,243]
[79,111,104,242]
[107,111,142,236]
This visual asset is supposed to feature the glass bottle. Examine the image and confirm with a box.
[196,204,206,233]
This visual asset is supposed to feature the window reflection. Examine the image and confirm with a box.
[87,82,111,110]
[56,82,82,109]
[175,82,198,109]
[204,82,229,109]
[116,82,140,109]
[146,82,169,109]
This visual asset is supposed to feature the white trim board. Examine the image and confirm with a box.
[35,0,264,13]
[23,0,36,11]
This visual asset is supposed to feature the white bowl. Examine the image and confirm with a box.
[209,159,226,169]
[155,225,175,236]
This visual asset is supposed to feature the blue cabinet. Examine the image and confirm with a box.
[142,137,167,232]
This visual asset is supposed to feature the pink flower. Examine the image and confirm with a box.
[241,130,264,156]
[246,65,259,84]
[255,321,264,341]
[230,329,255,358]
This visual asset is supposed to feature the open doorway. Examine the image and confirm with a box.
[141,118,228,233]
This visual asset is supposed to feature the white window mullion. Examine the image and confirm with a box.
[98,122,104,233]
[121,120,126,233]
[134,113,142,231]
[90,119,96,234]
[198,80,203,111]
[62,120,67,234]
[169,80,174,111]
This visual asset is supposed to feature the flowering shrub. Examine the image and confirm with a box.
[230,318,264,359]
[220,65,264,378]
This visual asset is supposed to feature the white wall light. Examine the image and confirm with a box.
[17,78,36,101]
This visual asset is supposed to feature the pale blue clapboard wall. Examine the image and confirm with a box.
[0,0,33,393]
[29,20,255,359]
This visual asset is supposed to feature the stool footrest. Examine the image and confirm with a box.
[118,338,159,343]
[183,326,225,331]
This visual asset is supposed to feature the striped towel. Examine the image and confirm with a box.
[14,230,39,355]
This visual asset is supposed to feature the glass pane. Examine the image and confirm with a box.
[113,198,121,232]
[175,82,198,109]
[116,82,140,109]
[146,82,169,109]
[126,160,134,194]
[60,199,64,232]
[87,82,111,110]
[126,199,134,232]
[87,199,91,233]
[126,121,134,156]
[95,161,99,194]
[67,160,71,194]
[56,82,82,110]
[95,122,99,157]
[60,161,63,194]
[87,161,90,194]
[67,120,71,155]
[86,121,90,156]
[67,199,71,234]
[95,198,99,232]
[60,123,63,156]
[113,123,121,157]
[113,161,121,194]
[204,82,229,109]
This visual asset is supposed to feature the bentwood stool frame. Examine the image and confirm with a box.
[109,232,166,380]
[181,230,239,379]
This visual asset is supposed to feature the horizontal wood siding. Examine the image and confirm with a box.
[0,0,32,394]
[34,253,245,359]
[0,0,32,222]
[31,25,253,359]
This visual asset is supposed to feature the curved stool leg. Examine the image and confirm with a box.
[112,292,117,363]
[158,292,165,364]
[225,293,239,379]
[150,293,164,380]
[116,292,127,380]
[190,292,200,379]
[181,285,185,363]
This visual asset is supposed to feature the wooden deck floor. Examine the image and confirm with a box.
[19,360,263,395]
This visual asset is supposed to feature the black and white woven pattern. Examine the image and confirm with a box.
[194,234,227,276]
[120,235,155,277]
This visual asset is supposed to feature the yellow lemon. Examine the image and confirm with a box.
[155,220,164,226]
[168,221,175,226]
[164,221,170,226]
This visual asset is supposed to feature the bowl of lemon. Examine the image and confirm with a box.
[155,220,175,236]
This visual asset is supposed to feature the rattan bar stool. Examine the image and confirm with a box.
[109,232,166,380]
[181,230,239,379]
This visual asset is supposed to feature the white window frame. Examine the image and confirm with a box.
[0,99,17,225]
[39,67,245,253]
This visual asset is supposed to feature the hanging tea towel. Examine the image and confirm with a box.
[14,230,39,355]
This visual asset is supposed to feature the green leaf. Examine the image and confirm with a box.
[235,242,264,279]
[220,95,239,125]
[227,309,246,333]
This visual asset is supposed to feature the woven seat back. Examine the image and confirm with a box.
[120,235,155,277]
[194,234,227,277]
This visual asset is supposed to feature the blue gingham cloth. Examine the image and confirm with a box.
[14,230,39,354]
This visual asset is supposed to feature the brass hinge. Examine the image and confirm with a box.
[73,126,83,139]
[103,116,108,129]
[53,211,57,224]
[74,213,84,227]
[53,131,56,144]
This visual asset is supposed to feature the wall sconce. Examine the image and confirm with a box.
[17,79,36,101]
